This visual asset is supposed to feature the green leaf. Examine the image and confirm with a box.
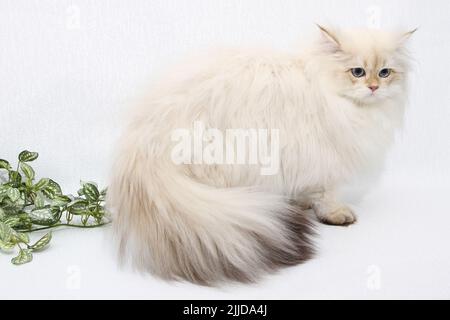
[82,182,100,202]
[18,150,39,162]
[25,178,33,188]
[33,178,49,191]
[30,232,52,251]
[14,214,32,231]
[4,216,21,228]
[0,200,21,216]
[17,193,26,207]
[34,191,45,208]
[20,162,35,181]
[51,195,72,207]
[0,222,13,242]
[0,239,15,251]
[88,203,98,211]
[50,206,62,221]
[92,208,106,224]
[28,207,59,225]
[12,231,30,244]
[49,179,62,194]
[42,179,62,199]
[8,171,22,185]
[11,248,33,265]
[68,200,88,215]
[0,207,5,220]
[0,159,11,170]
[6,187,20,202]
[0,185,8,197]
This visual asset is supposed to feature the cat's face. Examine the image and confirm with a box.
[317,26,415,105]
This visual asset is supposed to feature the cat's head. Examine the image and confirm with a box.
[315,25,416,105]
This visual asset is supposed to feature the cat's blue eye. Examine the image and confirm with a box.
[378,68,391,78]
[351,68,366,78]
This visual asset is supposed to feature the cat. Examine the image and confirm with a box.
[107,25,415,285]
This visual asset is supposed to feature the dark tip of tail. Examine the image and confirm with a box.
[255,204,316,272]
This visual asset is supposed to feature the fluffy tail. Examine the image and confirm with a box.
[108,151,315,285]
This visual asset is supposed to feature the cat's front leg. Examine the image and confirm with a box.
[310,190,357,226]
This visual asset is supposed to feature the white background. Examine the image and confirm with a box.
[1,0,449,299]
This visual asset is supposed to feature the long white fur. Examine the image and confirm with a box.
[108,27,412,284]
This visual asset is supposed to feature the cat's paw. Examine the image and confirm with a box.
[320,207,356,226]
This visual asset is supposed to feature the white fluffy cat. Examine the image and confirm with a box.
[108,26,415,285]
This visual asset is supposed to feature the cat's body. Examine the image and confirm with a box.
[108,27,413,285]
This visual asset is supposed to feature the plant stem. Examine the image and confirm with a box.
[18,222,110,233]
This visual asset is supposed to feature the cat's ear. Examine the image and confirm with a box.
[316,24,341,53]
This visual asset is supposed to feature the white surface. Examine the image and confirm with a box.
[1,0,449,299]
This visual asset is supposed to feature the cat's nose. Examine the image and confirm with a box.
[368,85,379,92]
